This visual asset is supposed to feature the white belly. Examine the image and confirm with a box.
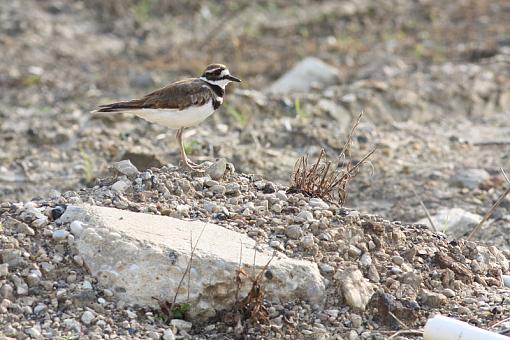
[124,102,216,128]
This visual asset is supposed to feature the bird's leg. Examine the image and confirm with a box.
[176,128,201,169]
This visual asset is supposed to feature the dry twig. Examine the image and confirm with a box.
[419,199,438,232]
[153,222,207,321]
[467,169,510,241]
[388,311,409,330]
[490,315,510,329]
[172,223,207,307]
[228,250,277,336]
[289,112,375,205]
[502,168,510,184]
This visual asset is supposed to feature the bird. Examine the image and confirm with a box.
[93,64,241,170]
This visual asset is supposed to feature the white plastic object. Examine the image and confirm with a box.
[502,275,510,288]
[424,315,507,340]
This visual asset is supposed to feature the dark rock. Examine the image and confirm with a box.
[367,291,420,329]
[51,204,67,220]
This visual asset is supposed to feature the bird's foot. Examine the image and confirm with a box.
[181,158,205,172]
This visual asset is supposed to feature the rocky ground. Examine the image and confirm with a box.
[1,165,510,339]
[1,0,510,339]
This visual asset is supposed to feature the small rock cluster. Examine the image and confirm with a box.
[2,163,510,338]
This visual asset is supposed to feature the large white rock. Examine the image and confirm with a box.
[61,205,325,319]
[416,208,482,238]
[450,168,490,190]
[268,57,339,94]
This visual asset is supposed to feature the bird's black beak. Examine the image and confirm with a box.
[226,74,241,82]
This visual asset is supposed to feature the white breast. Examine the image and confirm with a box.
[123,101,216,128]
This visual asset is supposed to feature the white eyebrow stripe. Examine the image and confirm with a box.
[206,67,222,74]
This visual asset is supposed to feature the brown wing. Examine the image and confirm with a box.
[94,78,212,112]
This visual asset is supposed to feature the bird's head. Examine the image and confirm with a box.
[200,64,241,88]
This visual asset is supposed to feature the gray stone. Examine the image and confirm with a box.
[276,191,288,201]
[442,288,456,298]
[33,303,47,314]
[3,325,17,337]
[225,183,241,195]
[70,205,325,319]
[335,268,375,311]
[26,326,41,338]
[210,185,226,196]
[301,235,315,249]
[32,216,48,228]
[285,225,303,239]
[163,329,175,340]
[81,310,95,324]
[113,160,140,177]
[170,319,192,331]
[450,169,490,189]
[420,289,447,307]
[203,201,219,213]
[0,283,15,300]
[319,263,335,274]
[400,271,422,288]
[324,309,340,318]
[392,255,404,265]
[348,245,362,257]
[0,249,24,268]
[112,180,130,193]
[206,158,227,180]
[12,275,28,295]
[0,264,8,277]
[416,208,482,237]
[360,253,372,267]
[268,57,339,94]
[318,99,352,130]
[63,318,81,333]
[296,211,314,223]
[57,205,93,224]
[26,270,42,287]
[3,216,35,235]
[309,198,330,210]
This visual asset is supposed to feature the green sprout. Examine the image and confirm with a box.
[79,148,94,185]
[172,303,191,319]
[226,104,249,128]
[295,97,308,120]
[133,0,152,22]
[184,140,200,155]
[440,215,449,234]
[20,74,41,86]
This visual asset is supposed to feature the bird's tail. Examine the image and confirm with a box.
[90,99,144,115]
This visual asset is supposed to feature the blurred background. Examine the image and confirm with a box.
[1,1,509,243]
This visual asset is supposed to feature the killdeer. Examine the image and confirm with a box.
[93,64,241,170]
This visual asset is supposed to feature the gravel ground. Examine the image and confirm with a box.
[1,166,510,339]
[1,0,510,338]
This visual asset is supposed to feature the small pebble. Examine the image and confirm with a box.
[70,220,85,235]
[0,264,8,277]
[81,310,95,325]
[170,319,192,331]
[52,229,69,241]
[163,329,175,340]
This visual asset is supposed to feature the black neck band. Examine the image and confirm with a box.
[204,82,224,98]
